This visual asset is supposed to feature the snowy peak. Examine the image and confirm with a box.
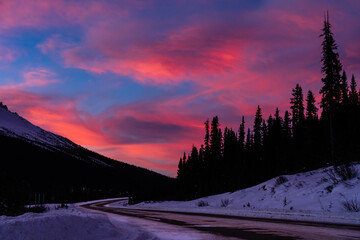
[0,104,76,149]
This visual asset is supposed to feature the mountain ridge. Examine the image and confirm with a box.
[0,102,174,209]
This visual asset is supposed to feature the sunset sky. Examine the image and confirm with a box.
[0,0,359,176]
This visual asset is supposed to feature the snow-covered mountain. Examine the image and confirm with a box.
[0,103,76,150]
[0,102,173,204]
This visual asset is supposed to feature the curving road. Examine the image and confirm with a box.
[81,199,360,240]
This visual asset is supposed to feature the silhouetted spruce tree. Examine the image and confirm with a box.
[209,116,223,193]
[290,84,305,170]
[319,12,343,164]
[320,12,343,113]
[290,84,305,130]
[305,90,318,121]
[304,90,321,169]
[210,116,222,162]
[349,74,359,107]
[245,128,252,151]
[204,119,210,162]
[238,116,245,151]
[283,110,291,141]
[282,110,292,173]
[340,71,349,106]
[223,127,238,190]
[347,75,360,161]
[272,108,283,175]
[188,146,201,197]
[253,106,263,150]
[176,157,184,180]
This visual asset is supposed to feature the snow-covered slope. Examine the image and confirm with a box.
[117,165,360,225]
[0,104,76,149]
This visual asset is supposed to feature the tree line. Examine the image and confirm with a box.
[176,13,360,200]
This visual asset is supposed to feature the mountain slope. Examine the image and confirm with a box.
[0,103,174,208]
[0,103,76,150]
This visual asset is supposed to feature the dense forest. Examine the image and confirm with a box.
[176,14,360,200]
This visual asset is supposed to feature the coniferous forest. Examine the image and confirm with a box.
[176,14,360,200]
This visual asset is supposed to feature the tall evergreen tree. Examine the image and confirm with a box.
[283,110,291,141]
[177,157,184,180]
[319,12,342,113]
[319,12,343,163]
[305,90,318,121]
[349,74,359,106]
[290,84,305,130]
[204,119,210,161]
[253,106,263,150]
[340,71,349,105]
[245,128,252,151]
[238,116,245,151]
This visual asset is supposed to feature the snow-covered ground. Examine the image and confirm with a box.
[0,203,160,240]
[0,200,218,240]
[112,165,360,225]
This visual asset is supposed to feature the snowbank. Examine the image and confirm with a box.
[0,204,158,240]
[112,165,360,225]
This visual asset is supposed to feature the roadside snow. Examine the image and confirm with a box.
[0,204,159,240]
[112,165,360,225]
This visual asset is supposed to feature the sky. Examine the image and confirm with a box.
[0,0,360,176]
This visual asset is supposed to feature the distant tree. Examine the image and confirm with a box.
[290,84,305,130]
[283,110,291,141]
[349,74,359,107]
[245,128,252,151]
[176,157,184,180]
[340,71,349,105]
[305,90,318,121]
[210,116,222,162]
[238,116,245,151]
[204,119,210,161]
[253,106,263,150]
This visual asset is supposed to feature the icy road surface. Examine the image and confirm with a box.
[80,199,360,240]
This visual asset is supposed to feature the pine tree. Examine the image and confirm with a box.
[349,74,359,106]
[245,128,252,150]
[290,84,305,130]
[177,157,184,180]
[253,106,263,150]
[204,119,210,161]
[209,116,222,160]
[319,12,342,113]
[340,71,349,105]
[283,110,291,141]
[305,90,318,121]
[319,12,343,163]
[238,116,245,151]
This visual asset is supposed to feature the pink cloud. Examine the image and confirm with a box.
[37,35,73,54]
[0,0,131,31]
[0,46,16,62]
[20,69,58,87]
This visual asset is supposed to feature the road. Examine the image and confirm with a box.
[81,199,360,240]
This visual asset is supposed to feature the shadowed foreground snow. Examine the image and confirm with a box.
[0,205,159,240]
[116,165,360,225]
